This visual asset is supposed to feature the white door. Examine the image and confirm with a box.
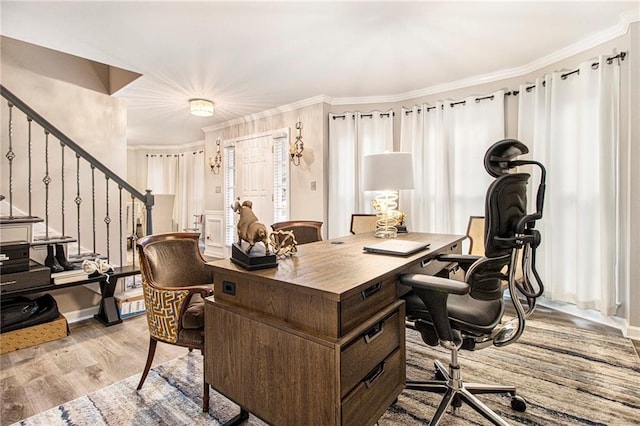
[235,135,274,228]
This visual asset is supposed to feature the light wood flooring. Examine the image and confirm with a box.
[1,306,638,426]
[0,314,187,425]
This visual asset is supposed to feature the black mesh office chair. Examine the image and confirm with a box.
[400,139,546,425]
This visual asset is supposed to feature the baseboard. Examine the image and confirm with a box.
[625,324,640,341]
[537,298,627,333]
[62,306,99,324]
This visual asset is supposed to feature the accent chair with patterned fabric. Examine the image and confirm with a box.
[136,232,214,411]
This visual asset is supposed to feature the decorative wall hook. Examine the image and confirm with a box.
[290,119,304,166]
[209,139,222,174]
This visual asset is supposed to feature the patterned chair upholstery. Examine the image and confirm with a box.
[136,232,214,411]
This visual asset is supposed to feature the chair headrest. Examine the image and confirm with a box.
[484,139,529,177]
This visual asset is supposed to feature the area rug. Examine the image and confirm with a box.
[13,319,640,425]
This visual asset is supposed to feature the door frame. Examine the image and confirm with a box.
[222,128,290,257]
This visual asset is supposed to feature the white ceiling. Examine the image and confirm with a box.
[1,1,638,147]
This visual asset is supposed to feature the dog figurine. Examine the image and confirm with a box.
[231,199,271,254]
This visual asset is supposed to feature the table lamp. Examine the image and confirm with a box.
[363,152,415,238]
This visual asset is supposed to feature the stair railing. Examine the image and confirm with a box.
[1,84,154,268]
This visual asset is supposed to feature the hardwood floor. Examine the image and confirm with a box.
[0,314,187,426]
[1,305,638,425]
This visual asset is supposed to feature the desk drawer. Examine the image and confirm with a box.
[341,278,395,335]
[341,347,403,426]
[340,310,401,397]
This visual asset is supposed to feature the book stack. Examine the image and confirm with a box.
[51,269,89,284]
[115,288,145,319]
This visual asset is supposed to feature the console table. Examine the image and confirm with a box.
[0,265,140,326]
[204,232,463,425]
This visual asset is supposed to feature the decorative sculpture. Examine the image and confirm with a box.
[269,230,298,257]
[231,199,271,254]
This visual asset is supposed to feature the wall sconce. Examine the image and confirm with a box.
[290,119,304,166]
[190,99,214,117]
[209,139,222,174]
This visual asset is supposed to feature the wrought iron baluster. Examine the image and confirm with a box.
[27,117,33,217]
[118,185,123,267]
[104,176,111,262]
[5,102,15,217]
[43,130,51,240]
[74,153,82,257]
[91,164,96,256]
[60,141,66,237]
[130,193,137,267]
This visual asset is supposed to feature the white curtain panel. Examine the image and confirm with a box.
[400,91,505,236]
[146,154,178,194]
[172,151,205,232]
[518,57,620,315]
[356,112,394,215]
[328,110,393,238]
[328,112,356,239]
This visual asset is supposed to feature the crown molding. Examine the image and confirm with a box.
[201,15,639,132]
[334,12,639,105]
[127,140,205,151]
[202,94,332,133]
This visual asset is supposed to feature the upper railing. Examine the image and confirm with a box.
[0,84,154,267]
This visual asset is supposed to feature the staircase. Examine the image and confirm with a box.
[1,84,154,292]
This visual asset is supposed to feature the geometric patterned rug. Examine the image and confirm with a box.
[12,319,640,425]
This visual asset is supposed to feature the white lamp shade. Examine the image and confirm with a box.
[363,152,414,191]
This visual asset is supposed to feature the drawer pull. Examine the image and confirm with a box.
[364,362,386,389]
[361,282,382,300]
[363,321,385,344]
[421,258,433,268]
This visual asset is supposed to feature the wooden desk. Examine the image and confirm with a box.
[204,232,463,425]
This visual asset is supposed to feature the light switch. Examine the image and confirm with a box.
[311,181,317,191]
[215,186,221,193]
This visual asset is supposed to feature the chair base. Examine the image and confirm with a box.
[406,359,526,426]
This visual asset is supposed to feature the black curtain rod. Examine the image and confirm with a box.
[344,51,627,117]
[509,51,626,94]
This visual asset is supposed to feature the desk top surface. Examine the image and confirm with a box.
[208,232,464,300]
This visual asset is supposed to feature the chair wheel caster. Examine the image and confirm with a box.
[511,395,527,412]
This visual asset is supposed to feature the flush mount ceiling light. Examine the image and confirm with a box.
[189,98,214,117]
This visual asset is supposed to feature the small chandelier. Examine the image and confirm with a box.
[209,139,222,174]
[290,119,304,166]
[190,99,214,117]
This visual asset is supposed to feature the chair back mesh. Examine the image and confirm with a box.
[464,173,529,302]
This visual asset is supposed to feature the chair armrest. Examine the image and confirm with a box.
[151,282,213,297]
[400,273,469,345]
[437,253,481,274]
[400,274,469,295]
[437,253,481,265]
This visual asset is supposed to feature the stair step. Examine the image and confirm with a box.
[30,236,77,246]
[68,252,102,262]
[0,216,44,225]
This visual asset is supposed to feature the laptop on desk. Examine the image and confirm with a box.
[363,239,430,256]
